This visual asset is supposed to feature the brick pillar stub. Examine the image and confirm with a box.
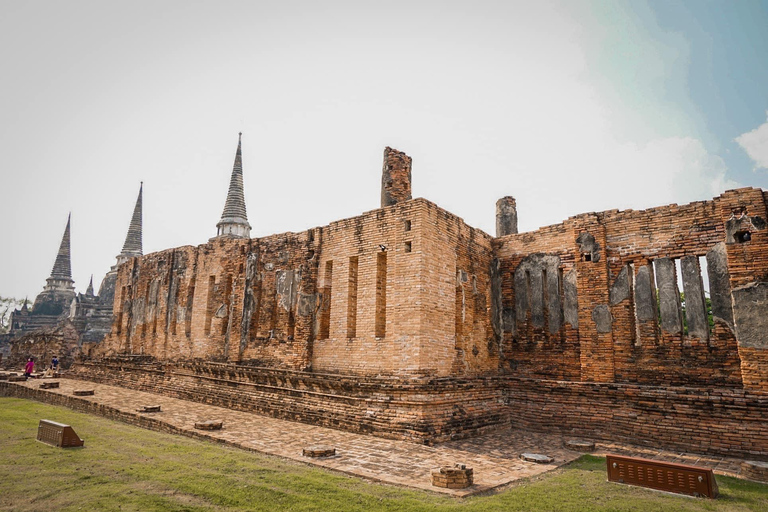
[381,147,412,207]
[496,196,518,237]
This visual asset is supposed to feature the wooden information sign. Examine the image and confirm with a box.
[36,419,85,448]
[606,454,718,498]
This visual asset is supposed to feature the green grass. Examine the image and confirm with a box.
[1,397,767,511]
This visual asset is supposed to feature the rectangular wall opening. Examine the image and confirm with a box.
[455,268,464,339]
[375,252,387,338]
[347,256,358,338]
[151,282,158,335]
[318,261,333,340]
[116,286,126,335]
[170,281,180,336]
[699,255,713,332]
[205,276,215,336]
[184,276,195,337]
[674,258,688,334]
[249,281,262,340]
[142,287,150,337]
[221,275,233,335]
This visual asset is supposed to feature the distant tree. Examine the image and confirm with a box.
[658,291,713,335]
[679,292,714,334]
[0,296,28,334]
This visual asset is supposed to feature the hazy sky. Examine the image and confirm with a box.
[1,0,767,301]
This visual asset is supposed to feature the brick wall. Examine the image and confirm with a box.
[57,360,768,459]
[504,377,768,459]
[495,188,768,392]
[66,359,509,443]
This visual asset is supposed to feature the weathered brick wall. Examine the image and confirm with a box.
[310,200,424,375]
[494,222,580,380]
[66,360,509,443]
[418,200,497,376]
[97,233,319,370]
[56,361,768,459]
[99,196,497,378]
[495,188,768,392]
[504,377,768,460]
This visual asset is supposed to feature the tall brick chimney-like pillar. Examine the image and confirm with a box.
[496,196,518,237]
[381,147,412,207]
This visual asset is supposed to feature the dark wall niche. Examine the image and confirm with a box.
[576,232,601,262]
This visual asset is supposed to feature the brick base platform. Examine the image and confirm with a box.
[64,359,768,460]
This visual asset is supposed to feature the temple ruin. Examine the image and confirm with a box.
[6,134,768,459]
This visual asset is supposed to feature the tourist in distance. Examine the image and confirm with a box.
[24,357,34,379]
[51,356,59,370]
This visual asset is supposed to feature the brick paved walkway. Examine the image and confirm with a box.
[2,378,747,496]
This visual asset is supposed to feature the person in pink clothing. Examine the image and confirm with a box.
[24,357,34,379]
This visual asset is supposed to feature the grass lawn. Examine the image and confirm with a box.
[1,397,767,511]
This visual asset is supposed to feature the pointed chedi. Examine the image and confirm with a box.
[98,183,144,304]
[31,213,76,316]
[119,182,143,262]
[45,213,75,292]
[215,132,251,238]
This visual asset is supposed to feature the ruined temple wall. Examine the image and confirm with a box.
[494,188,768,390]
[310,200,425,375]
[494,222,580,380]
[418,201,497,376]
[599,199,742,387]
[237,230,319,368]
[99,233,319,370]
[717,188,768,391]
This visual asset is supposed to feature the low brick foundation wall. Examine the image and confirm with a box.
[15,359,767,459]
[66,360,510,444]
[505,378,768,460]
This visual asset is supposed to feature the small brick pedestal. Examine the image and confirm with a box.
[302,446,336,457]
[431,464,474,489]
[194,420,223,431]
[8,375,26,382]
[40,381,59,389]
[73,389,95,396]
[137,405,161,413]
[741,461,768,483]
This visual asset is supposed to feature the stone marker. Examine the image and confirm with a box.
[40,381,59,389]
[137,405,161,413]
[520,453,554,464]
[194,420,223,431]
[302,446,336,457]
[8,375,27,382]
[431,463,474,489]
[73,389,95,396]
[565,440,596,452]
[741,461,768,483]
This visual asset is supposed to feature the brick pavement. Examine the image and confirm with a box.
[1,378,747,496]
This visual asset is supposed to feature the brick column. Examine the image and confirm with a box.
[717,188,768,392]
[573,215,615,382]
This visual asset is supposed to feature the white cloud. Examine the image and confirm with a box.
[735,112,768,170]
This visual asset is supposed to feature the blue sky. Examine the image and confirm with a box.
[1,0,767,301]
[608,0,768,178]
